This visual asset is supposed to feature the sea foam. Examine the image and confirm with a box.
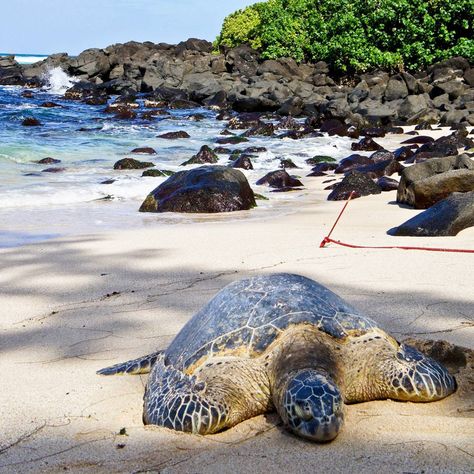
[42,67,77,94]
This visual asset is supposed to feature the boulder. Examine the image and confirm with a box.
[139,165,256,213]
[327,171,382,200]
[157,131,190,139]
[35,157,61,164]
[181,145,218,166]
[113,158,154,170]
[22,118,41,126]
[131,147,157,154]
[335,155,373,174]
[256,170,303,188]
[377,176,399,191]
[397,154,474,208]
[392,191,474,236]
[231,154,253,170]
[351,137,383,151]
[352,159,403,179]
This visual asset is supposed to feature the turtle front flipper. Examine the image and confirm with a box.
[272,369,344,442]
[97,350,163,376]
[144,355,271,434]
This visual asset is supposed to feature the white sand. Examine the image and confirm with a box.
[0,128,473,473]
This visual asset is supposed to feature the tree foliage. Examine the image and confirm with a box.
[215,0,474,73]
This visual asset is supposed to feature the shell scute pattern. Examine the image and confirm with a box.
[166,274,379,371]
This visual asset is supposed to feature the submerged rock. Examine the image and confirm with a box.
[131,147,157,154]
[139,165,256,213]
[157,131,190,139]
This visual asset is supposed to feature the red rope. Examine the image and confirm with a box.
[319,192,474,254]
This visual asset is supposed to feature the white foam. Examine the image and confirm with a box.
[42,67,78,94]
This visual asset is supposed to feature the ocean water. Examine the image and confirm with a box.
[0,53,48,65]
[0,69,356,248]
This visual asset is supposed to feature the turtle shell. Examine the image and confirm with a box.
[166,273,377,372]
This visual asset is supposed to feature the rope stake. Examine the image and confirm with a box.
[319,192,474,254]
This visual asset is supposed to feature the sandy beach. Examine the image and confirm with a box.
[1,127,473,473]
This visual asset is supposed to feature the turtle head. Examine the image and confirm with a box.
[385,343,456,401]
[277,369,344,442]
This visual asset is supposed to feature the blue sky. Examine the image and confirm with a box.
[0,0,257,55]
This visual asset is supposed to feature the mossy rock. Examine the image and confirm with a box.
[305,156,337,165]
[142,169,175,177]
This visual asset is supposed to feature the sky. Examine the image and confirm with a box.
[0,0,258,55]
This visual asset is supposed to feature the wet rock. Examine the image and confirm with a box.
[181,145,218,166]
[139,165,256,213]
[227,113,262,130]
[214,147,232,154]
[397,154,474,208]
[401,136,435,145]
[377,176,399,191]
[35,157,61,164]
[40,101,61,108]
[327,171,382,200]
[157,131,190,139]
[256,170,303,188]
[351,137,383,151]
[392,191,474,236]
[335,155,373,174]
[244,146,267,153]
[241,121,275,137]
[352,159,403,179]
[370,150,396,163]
[231,154,253,170]
[131,147,157,155]
[394,146,415,162]
[113,158,154,170]
[22,117,41,126]
[215,136,249,145]
[142,169,174,177]
[42,167,66,173]
[360,127,386,138]
[279,159,300,169]
[305,156,337,165]
[101,179,116,184]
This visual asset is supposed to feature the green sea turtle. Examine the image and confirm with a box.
[98,273,456,442]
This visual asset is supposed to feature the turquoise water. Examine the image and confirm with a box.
[0,75,354,248]
[0,53,48,64]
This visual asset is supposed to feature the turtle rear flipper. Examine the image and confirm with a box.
[97,350,163,375]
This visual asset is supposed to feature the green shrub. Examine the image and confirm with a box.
[215,0,474,73]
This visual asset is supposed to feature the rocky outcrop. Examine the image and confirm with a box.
[139,165,256,213]
[113,158,154,170]
[392,191,474,236]
[181,145,218,166]
[397,154,474,208]
[1,40,471,125]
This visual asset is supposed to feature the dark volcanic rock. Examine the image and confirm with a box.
[42,167,66,173]
[392,191,474,236]
[157,131,190,139]
[181,145,218,166]
[35,157,61,164]
[139,165,256,213]
[241,121,275,137]
[335,155,373,174]
[113,158,154,170]
[256,170,303,188]
[131,147,157,154]
[397,154,474,208]
[22,117,41,126]
[305,156,337,165]
[351,137,383,151]
[215,136,249,145]
[327,171,382,200]
[279,159,300,169]
[231,154,253,170]
[142,169,172,177]
[377,176,399,191]
[352,159,403,179]
[40,101,61,108]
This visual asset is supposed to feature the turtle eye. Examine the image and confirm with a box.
[194,381,206,392]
